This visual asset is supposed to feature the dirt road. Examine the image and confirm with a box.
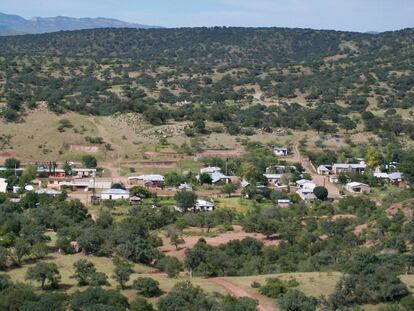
[292,143,340,199]
[209,278,275,311]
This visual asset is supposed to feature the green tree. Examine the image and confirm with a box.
[259,278,289,298]
[199,173,212,184]
[21,292,68,311]
[130,297,155,311]
[313,186,328,201]
[365,147,382,170]
[13,238,31,266]
[96,208,113,229]
[340,117,357,133]
[278,290,318,311]
[71,259,96,286]
[132,277,161,297]
[157,256,183,278]
[175,190,197,212]
[112,257,133,289]
[81,155,97,168]
[31,242,49,259]
[0,247,10,270]
[4,158,20,169]
[193,119,206,134]
[0,284,38,311]
[157,282,214,311]
[221,183,237,197]
[170,232,185,250]
[20,164,37,185]
[129,186,152,198]
[71,287,129,311]
[25,262,61,290]
[399,152,414,182]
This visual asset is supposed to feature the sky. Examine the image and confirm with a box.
[1,0,413,32]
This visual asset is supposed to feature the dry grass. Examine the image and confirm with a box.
[224,272,342,300]
[5,251,225,303]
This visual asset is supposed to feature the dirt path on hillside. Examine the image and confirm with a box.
[292,143,340,199]
[209,278,275,311]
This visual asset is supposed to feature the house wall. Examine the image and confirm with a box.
[347,185,370,193]
[129,179,145,186]
[0,182,7,193]
[101,194,129,200]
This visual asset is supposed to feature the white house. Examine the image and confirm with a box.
[58,178,112,191]
[128,175,164,187]
[296,179,316,190]
[72,168,97,178]
[277,199,291,208]
[200,167,221,174]
[333,163,366,175]
[317,165,331,175]
[346,182,370,194]
[297,188,316,201]
[101,188,130,200]
[0,178,8,193]
[263,174,282,185]
[194,199,216,211]
[210,171,230,184]
[374,172,403,185]
[179,183,192,191]
[35,188,62,196]
[273,147,288,156]
[198,167,230,185]
[266,165,296,173]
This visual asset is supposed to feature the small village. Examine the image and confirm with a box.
[0,6,414,309]
[0,144,408,211]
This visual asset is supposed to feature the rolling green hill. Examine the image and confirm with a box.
[0,27,413,141]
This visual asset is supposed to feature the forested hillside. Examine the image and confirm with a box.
[0,27,413,139]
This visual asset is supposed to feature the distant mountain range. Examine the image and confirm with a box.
[0,12,161,36]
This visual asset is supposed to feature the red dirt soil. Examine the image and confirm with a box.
[387,199,414,220]
[161,226,280,260]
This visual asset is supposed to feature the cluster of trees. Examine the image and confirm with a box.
[0,273,158,311]
[328,251,411,309]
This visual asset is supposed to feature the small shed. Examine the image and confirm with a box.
[130,196,142,204]
[273,147,288,156]
[194,199,216,212]
[35,188,62,197]
[317,165,331,175]
[346,182,370,194]
[277,199,291,208]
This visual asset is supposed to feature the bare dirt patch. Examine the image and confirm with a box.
[387,199,414,220]
[196,148,245,158]
[160,225,280,260]
[68,145,99,153]
[354,224,368,235]
[209,278,275,311]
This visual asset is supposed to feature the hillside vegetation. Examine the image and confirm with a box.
[0,27,413,141]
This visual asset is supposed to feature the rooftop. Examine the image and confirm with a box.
[128,174,164,182]
[101,188,129,195]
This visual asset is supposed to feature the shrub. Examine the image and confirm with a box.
[132,277,161,297]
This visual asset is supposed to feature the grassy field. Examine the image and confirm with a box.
[4,251,225,304]
[7,252,413,310]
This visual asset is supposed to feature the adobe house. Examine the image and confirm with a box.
[346,182,370,194]
[128,174,165,188]
[100,188,130,200]
[273,147,288,156]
